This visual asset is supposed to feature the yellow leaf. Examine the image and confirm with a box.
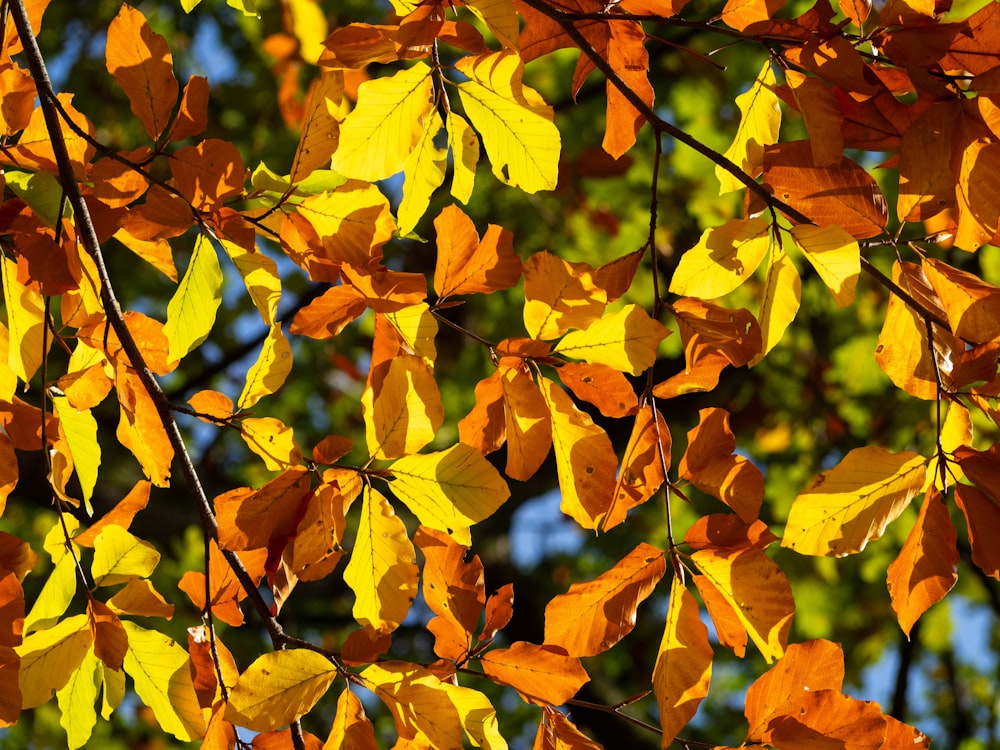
[692,547,794,663]
[287,0,328,64]
[324,687,377,749]
[782,447,927,557]
[362,354,443,460]
[164,234,223,362]
[122,622,205,741]
[465,0,520,49]
[0,325,18,401]
[447,111,479,203]
[653,577,713,747]
[385,303,438,362]
[397,109,448,236]
[225,649,337,732]
[332,63,434,181]
[239,416,303,471]
[2,256,48,383]
[57,648,100,750]
[23,555,77,635]
[789,225,860,308]
[523,251,607,341]
[91,525,160,586]
[538,377,617,530]
[543,544,666,657]
[750,246,801,366]
[364,661,507,750]
[238,325,293,410]
[390,443,511,545]
[554,304,669,376]
[717,61,780,194]
[106,579,174,619]
[669,217,770,299]
[221,239,281,326]
[457,52,560,193]
[296,182,396,269]
[52,395,100,511]
[16,614,93,709]
[343,487,419,633]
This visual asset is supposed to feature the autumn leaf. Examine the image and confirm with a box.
[397,109,448,235]
[56,649,99,749]
[91,525,160,587]
[523,251,607,340]
[751,244,801,366]
[225,649,337,732]
[364,661,507,749]
[783,447,927,557]
[362,353,443,460]
[16,614,92,709]
[164,234,223,362]
[433,204,521,299]
[954,483,1000,579]
[669,217,770,298]
[603,405,668,531]
[544,543,665,657]
[554,304,669,375]
[343,487,419,633]
[332,63,434,181]
[325,688,378,749]
[390,443,510,545]
[533,704,602,749]
[539,376,617,530]
[448,111,479,202]
[456,52,560,193]
[480,642,589,706]
[105,5,178,140]
[789,224,860,308]
[52,395,100,510]
[886,487,958,636]
[718,61,780,192]
[653,576,713,747]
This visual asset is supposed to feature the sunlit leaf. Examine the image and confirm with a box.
[390,443,510,545]
[324,688,378,749]
[783,447,927,557]
[363,354,443,460]
[226,649,337,732]
[544,543,666,657]
[789,224,860,308]
[56,648,99,749]
[718,61,780,192]
[16,614,92,709]
[91,525,160,587]
[480,642,589,706]
[669,217,770,298]
[554,304,669,375]
[52,395,100,511]
[164,234,223,362]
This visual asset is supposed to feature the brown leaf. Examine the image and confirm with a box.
[557,361,638,418]
[88,599,128,672]
[215,467,312,553]
[954,482,1000,579]
[602,406,668,531]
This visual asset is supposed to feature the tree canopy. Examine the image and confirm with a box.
[1,0,999,747]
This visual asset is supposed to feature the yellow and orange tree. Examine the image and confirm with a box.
[1,0,999,746]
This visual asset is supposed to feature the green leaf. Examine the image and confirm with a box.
[390,443,511,545]
[332,63,434,181]
[122,622,205,741]
[225,649,338,732]
[164,234,223,362]
[457,52,560,193]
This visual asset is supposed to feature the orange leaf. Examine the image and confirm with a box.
[603,406,668,532]
[523,251,607,340]
[539,376,617,530]
[433,204,521,299]
[168,75,209,142]
[533,705,602,750]
[896,103,958,223]
[500,360,552,481]
[557,361,638,419]
[653,576,713,747]
[88,599,128,672]
[684,514,777,551]
[0,571,24,649]
[105,5,178,140]
[722,0,785,30]
[763,141,887,238]
[924,257,1000,343]
[745,639,845,741]
[215,467,312,553]
[340,263,427,313]
[954,482,1000,579]
[290,284,367,339]
[543,543,665,657]
[291,71,345,183]
[187,390,234,421]
[679,408,764,522]
[482,584,515,643]
[765,690,887,750]
[171,139,245,211]
[115,363,173,487]
[178,543,267,627]
[458,370,506,456]
[692,546,794,662]
[480,642,589,706]
[324,688,378,750]
[887,487,958,636]
[414,526,485,661]
[285,478,351,582]
[954,139,1000,251]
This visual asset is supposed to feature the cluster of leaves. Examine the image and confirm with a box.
[2,0,1000,746]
